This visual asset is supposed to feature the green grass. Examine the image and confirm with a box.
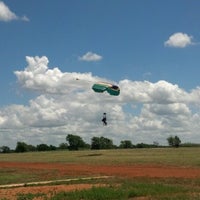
[1,148,200,199]
[1,147,200,166]
[0,169,32,185]
[52,186,125,200]
[17,193,45,200]
[11,178,200,200]
[0,168,58,185]
[1,148,200,185]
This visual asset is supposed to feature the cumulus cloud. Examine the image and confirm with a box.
[14,56,100,94]
[119,80,190,104]
[79,52,103,62]
[0,1,29,22]
[1,56,200,148]
[164,32,193,48]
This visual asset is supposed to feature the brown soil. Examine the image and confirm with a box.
[1,162,200,199]
[0,183,106,200]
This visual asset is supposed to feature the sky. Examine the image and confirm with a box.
[1,0,200,148]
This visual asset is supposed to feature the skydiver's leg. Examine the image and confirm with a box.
[102,117,107,125]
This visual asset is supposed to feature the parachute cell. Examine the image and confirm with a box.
[92,82,120,96]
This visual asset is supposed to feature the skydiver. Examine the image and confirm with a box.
[102,113,107,125]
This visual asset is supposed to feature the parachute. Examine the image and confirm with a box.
[92,82,120,96]
[76,79,120,125]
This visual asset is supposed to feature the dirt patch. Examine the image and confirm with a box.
[0,183,105,200]
[1,162,200,178]
[1,162,200,199]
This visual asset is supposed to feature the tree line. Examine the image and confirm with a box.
[0,134,192,153]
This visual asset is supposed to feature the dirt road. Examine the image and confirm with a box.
[1,162,200,199]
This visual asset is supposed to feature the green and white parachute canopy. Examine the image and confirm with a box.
[92,81,120,96]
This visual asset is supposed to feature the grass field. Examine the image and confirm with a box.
[0,147,200,166]
[1,148,200,199]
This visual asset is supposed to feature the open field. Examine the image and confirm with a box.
[1,148,200,199]
[1,147,200,166]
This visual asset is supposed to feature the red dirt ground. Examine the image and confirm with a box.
[1,162,200,199]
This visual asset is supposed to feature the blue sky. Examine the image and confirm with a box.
[1,0,200,148]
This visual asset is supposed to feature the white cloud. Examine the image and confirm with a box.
[0,1,29,22]
[21,15,29,22]
[164,32,193,48]
[119,80,189,104]
[2,56,200,148]
[14,56,100,94]
[0,1,17,21]
[79,52,103,62]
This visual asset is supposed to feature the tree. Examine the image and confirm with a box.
[27,144,37,152]
[37,144,50,151]
[49,145,57,151]
[100,137,113,149]
[136,143,148,148]
[0,146,11,153]
[167,136,181,148]
[66,134,86,150]
[59,143,68,150]
[91,137,101,149]
[174,136,181,147]
[119,140,133,149]
[91,136,113,150]
[15,142,28,152]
